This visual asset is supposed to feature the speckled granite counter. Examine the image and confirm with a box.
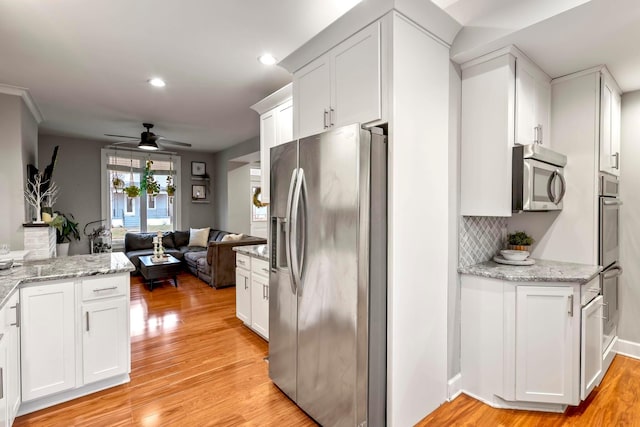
[459,259,602,283]
[233,244,269,261]
[0,252,134,307]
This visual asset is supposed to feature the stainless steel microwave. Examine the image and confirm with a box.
[512,145,567,212]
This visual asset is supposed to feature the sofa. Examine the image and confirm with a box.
[124,229,266,288]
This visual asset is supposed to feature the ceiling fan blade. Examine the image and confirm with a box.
[105,133,139,139]
[159,139,192,147]
[110,140,140,146]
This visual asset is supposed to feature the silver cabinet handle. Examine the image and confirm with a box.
[330,108,335,127]
[92,286,117,292]
[0,367,3,399]
[613,152,620,170]
[266,285,269,300]
[262,267,269,274]
[262,284,266,299]
[244,276,248,290]
[86,312,90,332]
[603,302,609,320]
[10,302,20,327]
[568,295,574,317]
[602,266,623,279]
[237,259,246,266]
[603,199,623,206]
[323,109,329,129]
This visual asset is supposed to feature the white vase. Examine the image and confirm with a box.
[56,242,70,257]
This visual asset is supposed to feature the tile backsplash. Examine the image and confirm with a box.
[459,216,507,267]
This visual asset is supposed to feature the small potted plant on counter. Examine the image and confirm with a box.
[507,231,534,251]
[50,212,81,257]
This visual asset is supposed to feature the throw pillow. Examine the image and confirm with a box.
[188,227,210,247]
[221,233,245,242]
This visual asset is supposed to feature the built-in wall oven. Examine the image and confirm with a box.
[599,173,623,350]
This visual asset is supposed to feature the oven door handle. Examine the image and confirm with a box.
[601,266,623,279]
[603,199,623,206]
[547,170,566,205]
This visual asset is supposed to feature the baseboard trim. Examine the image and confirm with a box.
[616,338,640,360]
[448,373,462,401]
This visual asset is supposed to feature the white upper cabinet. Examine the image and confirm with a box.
[460,46,552,217]
[600,70,621,176]
[293,21,382,139]
[251,84,293,204]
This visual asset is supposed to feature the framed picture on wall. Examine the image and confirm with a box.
[191,161,206,176]
[192,185,206,200]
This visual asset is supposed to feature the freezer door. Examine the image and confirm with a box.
[295,124,369,426]
[268,141,298,401]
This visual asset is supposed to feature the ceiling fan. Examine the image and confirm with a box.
[105,123,191,151]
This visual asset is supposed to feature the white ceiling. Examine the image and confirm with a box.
[3,0,640,153]
[0,0,361,152]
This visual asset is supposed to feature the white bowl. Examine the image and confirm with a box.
[500,250,530,261]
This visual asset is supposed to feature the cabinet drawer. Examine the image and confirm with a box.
[252,258,270,277]
[236,253,250,269]
[82,275,127,301]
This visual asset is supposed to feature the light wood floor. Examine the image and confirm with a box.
[418,355,640,426]
[14,272,640,426]
[15,272,316,426]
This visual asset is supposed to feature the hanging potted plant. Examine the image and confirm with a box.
[50,212,81,257]
[112,175,125,192]
[124,185,140,198]
[141,159,160,197]
[166,175,176,199]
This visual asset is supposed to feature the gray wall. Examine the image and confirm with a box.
[0,93,38,250]
[619,90,640,345]
[39,134,216,254]
[227,164,251,234]
[211,136,260,230]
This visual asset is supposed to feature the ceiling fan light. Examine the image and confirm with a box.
[138,140,159,150]
[148,78,166,88]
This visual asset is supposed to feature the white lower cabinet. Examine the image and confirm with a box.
[0,333,7,427]
[515,286,578,405]
[235,252,269,340]
[461,275,602,410]
[236,265,251,326]
[250,272,269,340]
[5,292,20,426]
[20,281,76,402]
[18,273,130,416]
[82,298,128,384]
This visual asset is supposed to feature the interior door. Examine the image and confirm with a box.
[295,124,362,426]
[268,141,298,401]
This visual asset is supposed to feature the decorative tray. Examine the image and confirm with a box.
[493,255,535,266]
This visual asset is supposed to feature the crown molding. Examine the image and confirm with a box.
[250,83,292,114]
[0,84,44,124]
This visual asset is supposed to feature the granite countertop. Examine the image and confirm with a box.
[0,252,134,308]
[233,244,269,261]
[459,258,602,284]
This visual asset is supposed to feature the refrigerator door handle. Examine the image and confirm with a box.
[291,168,305,294]
[298,169,308,290]
[285,168,298,294]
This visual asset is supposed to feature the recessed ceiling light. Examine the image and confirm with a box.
[148,78,166,88]
[258,54,277,66]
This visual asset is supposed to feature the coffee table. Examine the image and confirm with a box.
[139,255,182,291]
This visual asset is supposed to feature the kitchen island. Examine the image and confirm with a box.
[0,252,134,422]
[459,258,604,413]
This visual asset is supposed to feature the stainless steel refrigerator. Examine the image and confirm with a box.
[269,123,387,427]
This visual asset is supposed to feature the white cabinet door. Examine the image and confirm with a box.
[82,298,128,385]
[332,21,381,128]
[581,295,604,400]
[21,281,76,402]
[235,267,251,326]
[276,99,294,146]
[600,74,613,175]
[5,292,20,425]
[260,109,277,203]
[610,89,621,176]
[0,334,7,427]
[251,273,269,340]
[294,55,331,139]
[515,57,551,146]
[515,285,579,405]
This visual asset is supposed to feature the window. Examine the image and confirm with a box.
[102,149,181,244]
